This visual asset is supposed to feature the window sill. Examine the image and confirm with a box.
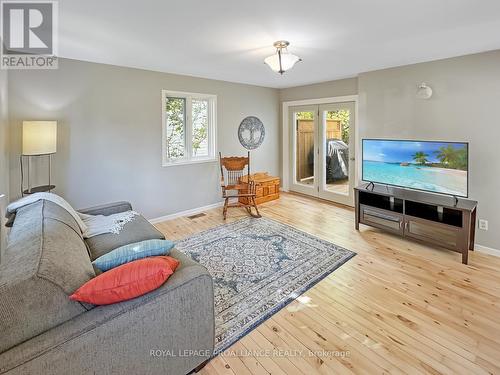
[162,157,218,168]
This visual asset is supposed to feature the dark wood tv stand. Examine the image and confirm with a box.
[355,183,477,264]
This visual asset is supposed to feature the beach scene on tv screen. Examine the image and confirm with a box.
[363,140,468,197]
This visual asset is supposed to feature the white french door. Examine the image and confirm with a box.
[289,105,318,196]
[289,101,356,206]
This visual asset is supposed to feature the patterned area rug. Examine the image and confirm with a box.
[175,217,356,354]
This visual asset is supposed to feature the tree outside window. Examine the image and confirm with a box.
[162,91,216,166]
[165,97,185,160]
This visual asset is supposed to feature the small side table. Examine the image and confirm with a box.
[23,185,56,196]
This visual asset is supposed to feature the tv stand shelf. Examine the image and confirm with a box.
[355,183,477,264]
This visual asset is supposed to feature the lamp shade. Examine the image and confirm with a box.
[22,121,57,155]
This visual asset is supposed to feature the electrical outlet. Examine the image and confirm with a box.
[478,219,488,231]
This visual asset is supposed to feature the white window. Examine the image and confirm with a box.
[162,90,217,166]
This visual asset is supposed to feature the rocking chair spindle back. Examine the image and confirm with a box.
[219,152,261,220]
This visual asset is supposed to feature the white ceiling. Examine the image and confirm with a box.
[59,0,500,88]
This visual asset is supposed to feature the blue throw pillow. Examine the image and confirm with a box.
[92,239,174,272]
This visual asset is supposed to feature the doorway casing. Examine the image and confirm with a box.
[282,95,360,205]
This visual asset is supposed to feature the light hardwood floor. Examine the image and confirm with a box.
[154,193,500,375]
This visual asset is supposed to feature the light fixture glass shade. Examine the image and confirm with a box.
[22,121,57,155]
[264,41,301,74]
[264,54,281,73]
[264,53,301,73]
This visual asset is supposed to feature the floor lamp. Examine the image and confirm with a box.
[21,121,57,196]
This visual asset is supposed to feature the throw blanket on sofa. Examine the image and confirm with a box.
[79,211,139,238]
[6,193,138,238]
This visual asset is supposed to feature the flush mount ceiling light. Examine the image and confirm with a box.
[264,40,302,75]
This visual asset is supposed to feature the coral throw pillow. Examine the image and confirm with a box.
[70,256,178,305]
[162,256,180,272]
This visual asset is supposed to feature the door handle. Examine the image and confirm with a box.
[350,157,355,161]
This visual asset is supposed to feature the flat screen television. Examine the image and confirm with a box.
[362,139,469,197]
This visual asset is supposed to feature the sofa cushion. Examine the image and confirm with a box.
[0,200,95,354]
[42,199,83,239]
[85,215,164,260]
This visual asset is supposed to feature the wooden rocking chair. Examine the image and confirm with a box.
[219,151,261,220]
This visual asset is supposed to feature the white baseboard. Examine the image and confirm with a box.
[474,244,500,257]
[149,201,224,224]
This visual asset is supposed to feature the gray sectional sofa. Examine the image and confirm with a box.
[0,199,215,375]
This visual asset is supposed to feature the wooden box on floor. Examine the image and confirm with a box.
[239,173,280,205]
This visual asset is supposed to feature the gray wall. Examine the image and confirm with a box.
[279,51,500,249]
[0,69,8,256]
[7,51,500,249]
[358,50,500,249]
[8,59,280,219]
[279,77,358,103]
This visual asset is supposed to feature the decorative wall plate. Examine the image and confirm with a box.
[238,116,265,150]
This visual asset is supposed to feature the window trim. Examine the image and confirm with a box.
[161,89,217,167]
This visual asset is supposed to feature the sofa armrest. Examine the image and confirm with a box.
[0,262,215,375]
[78,201,133,216]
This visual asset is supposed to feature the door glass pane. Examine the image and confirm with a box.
[192,99,209,157]
[165,97,186,160]
[324,109,350,195]
[295,111,315,186]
